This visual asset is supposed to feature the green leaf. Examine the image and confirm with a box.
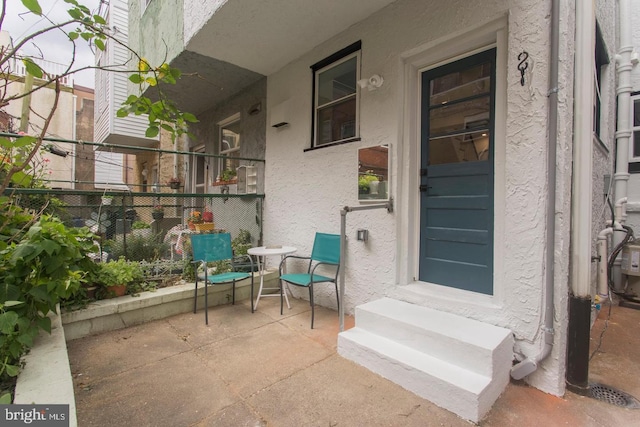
[67,8,82,20]
[0,137,11,148]
[5,365,20,377]
[145,126,159,138]
[94,39,105,51]
[182,112,199,123]
[23,59,43,78]
[14,135,37,147]
[0,312,19,334]
[0,393,12,404]
[129,74,143,84]
[37,316,51,334]
[161,124,174,133]
[21,0,42,15]
[80,32,93,41]
[116,108,129,118]
[94,14,106,24]
[40,239,61,255]
[3,301,24,308]
[145,77,157,86]
[10,171,32,187]
[68,31,79,40]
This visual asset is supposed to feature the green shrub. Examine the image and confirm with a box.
[106,233,169,261]
[132,221,151,230]
[0,213,97,393]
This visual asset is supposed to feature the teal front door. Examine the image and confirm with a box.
[419,49,496,295]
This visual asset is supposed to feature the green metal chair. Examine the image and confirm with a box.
[190,233,254,325]
[279,232,341,328]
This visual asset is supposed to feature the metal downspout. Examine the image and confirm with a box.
[511,0,559,380]
[612,0,636,291]
[566,0,595,393]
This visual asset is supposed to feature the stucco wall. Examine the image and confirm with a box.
[260,0,613,397]
[129,0,184,69]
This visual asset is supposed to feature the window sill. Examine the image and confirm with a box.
[304,137,361,152]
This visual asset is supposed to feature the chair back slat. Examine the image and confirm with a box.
[190,233,233,262]
[310,232,341,264]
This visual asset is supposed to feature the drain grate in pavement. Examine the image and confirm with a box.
[589,383,640,409]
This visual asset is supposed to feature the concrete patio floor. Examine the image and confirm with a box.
[67,297,640,426]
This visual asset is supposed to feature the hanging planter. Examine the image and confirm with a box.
[168,178,181,190]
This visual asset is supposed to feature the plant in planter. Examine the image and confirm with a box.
[100,258,144,297]
[168,177,181,190]
[152,205,164,220]
[358,170,379,194]
[132,220,151,237]
[101,194,113,205]
[219,169,237,183]
[187,210,203,230]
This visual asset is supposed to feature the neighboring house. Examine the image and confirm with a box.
[73,84,96,191]
[105,0,630,422]
[0,30,100,190]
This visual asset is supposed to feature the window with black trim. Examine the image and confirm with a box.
[594,23,609,139]
[629,94,640,172]
[311,41,361,147]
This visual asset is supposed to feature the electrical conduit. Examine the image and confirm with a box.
[510,0,560,380]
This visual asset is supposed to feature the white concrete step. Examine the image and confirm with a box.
[353,297,512,377]
[338,298,513,423]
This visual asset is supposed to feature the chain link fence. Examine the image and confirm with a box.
[7,188,264,265]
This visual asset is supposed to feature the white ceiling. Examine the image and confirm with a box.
[185,0,396,75]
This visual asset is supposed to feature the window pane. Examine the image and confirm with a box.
[221,121,240,152]
[429,97,490,137]
[316,97,356,145]
[429,131,490,165]
[318,56,357,106]
[634,100,640,127]
[634,131,640,158]
[430,62,491,105]
[196,155,205,185]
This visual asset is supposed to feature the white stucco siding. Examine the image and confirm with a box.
[264,0,614,397]
[267,0,548,351]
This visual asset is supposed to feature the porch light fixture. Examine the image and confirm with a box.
[356,229,369,242]
[357,74,384,91]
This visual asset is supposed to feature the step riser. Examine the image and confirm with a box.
[339,298,514,423]
[339,334,495,423]
[356,307,497,377]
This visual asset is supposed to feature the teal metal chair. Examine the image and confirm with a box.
[279,232,341,328]
[190,233,254,325]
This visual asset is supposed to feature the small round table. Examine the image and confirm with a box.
[248,246,296,310]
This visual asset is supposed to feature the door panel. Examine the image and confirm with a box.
[419,49,495,295]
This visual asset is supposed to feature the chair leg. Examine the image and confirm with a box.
[280,279,284,315]
[309,284,314,329]
[334,282,340,311]
[194,277,198,314]
[251,276,254,313]
[232,280,236,305]
[205,280,209,325]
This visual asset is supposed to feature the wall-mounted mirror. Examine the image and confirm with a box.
[358,144,389,201]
